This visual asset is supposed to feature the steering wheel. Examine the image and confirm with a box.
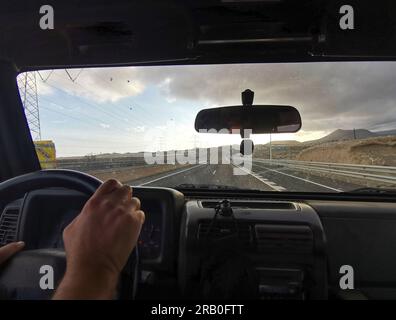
[0,169,139,300]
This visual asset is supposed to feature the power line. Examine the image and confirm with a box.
[40,96,125,129]
[37,70,54,82]
[40,101,139,138]
[21,67,163,142]
[64,69,84,82]
[91,74,159,124]
[40,106,147,150]
[39,97,150,146]
[40,105,106,131]
[44,76,150,129]
[38,70,146,128]
[42,69,161,129]
[70,78,155,127]
[54,69,159,125]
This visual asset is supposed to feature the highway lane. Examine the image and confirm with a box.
[127,162,362,192]
[128,164,274,191]
[251,160,361,192]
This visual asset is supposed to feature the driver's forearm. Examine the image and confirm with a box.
[53,269,118,300]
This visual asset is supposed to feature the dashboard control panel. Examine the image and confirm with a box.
[139,202,162,260]
[178,199,328,299]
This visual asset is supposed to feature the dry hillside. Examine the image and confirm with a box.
[297,136,396,166]
[253,140,308,160]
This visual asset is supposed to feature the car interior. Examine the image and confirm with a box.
[1,0,396,301]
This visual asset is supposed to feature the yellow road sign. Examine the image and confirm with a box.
[34,140,56,169]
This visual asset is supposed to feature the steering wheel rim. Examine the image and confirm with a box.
[0,169,102,201]
[0,169,139,300]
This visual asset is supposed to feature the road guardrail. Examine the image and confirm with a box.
[57,156,146,171]
[255,159,396,185]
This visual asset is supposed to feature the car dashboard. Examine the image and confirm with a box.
[2,186,396,300]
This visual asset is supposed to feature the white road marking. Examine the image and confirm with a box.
[262,178,287,191]
[138,164,206,186]
[233,165,286,191]
[254,162,343,192]
[212,170,217,175]
[255,169,272,175]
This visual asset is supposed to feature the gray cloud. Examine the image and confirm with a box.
[41,62,396,133]
[150,62,396,132]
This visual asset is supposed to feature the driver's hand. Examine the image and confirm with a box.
[53,179,145,300]
[0,242,25,265]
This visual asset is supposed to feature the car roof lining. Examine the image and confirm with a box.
[1,0,396,72]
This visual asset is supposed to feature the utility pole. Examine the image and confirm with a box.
[17,69,81,141]
[17,72,41,140]
[269,133,272,160]
[159,137,164,151]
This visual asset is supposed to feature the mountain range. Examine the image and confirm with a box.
[305,128,396,145]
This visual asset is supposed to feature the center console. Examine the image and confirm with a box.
[178,199,327,299]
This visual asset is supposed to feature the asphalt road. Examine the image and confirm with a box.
[127,161,362,192]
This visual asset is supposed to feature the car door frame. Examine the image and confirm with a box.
[0,60,40,182]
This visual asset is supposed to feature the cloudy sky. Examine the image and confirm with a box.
[21,61,396,157]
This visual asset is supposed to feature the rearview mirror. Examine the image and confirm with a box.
[194,105,302,134]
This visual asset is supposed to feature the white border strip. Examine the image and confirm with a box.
[233,164,285,191]
[254,162,342,192]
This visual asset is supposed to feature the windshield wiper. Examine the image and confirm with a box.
[348,187,396,194]
[175,183,241,190]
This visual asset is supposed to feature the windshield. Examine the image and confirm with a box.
[18,62,396,193]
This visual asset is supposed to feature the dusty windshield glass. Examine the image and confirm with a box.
[18,62,396,193]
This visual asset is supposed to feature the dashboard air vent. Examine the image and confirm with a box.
[198,220,253,246]
[200,200,296,210]
[255,224,313,254]
[0,207,20,246]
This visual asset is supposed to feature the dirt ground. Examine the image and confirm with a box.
[297,136,396,166]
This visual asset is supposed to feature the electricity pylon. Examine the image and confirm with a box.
[17,72,41,140]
